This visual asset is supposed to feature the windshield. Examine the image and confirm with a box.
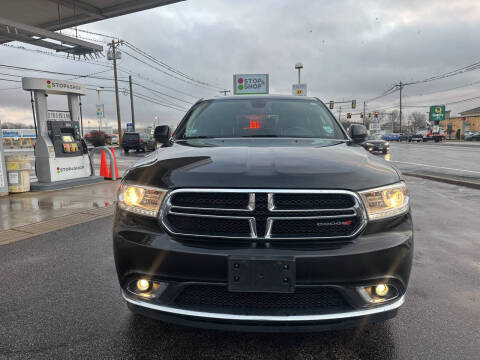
[178,99,346,139]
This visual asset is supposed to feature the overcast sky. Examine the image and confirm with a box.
[2,0,480,129]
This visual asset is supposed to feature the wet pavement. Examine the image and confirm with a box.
[386,142,480,180]
[0,177,478,359]
[0,151,144,231]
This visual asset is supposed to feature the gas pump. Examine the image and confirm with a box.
[22,77,103,190]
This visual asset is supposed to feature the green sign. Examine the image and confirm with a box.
[430,105,445,122]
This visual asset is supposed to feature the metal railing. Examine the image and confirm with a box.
[88,146,116,180]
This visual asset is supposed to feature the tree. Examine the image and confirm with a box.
[379,110,399,132]
[86,130,111,147]
[0,121,35,129]
[340,119,353,130]
[408,112,427,132]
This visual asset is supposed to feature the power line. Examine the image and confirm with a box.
[406,61,480,85]
[0,77,21,83]
[124,42,222,90]
[0,64,128,81]
[122,50,219,91]
[1,42,206,100]
[0,65,191,108]
[132,81,193,105]
[116,65,200,99]
[77,28,118,40]
[85,87,187,112]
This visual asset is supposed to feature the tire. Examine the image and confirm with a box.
[383,149,388,154]
[124,147,129,154]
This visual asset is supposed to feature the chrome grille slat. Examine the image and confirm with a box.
[160,189,367,240]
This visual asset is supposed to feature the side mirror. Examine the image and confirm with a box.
[348,124,368,143]
[154,125,171,143]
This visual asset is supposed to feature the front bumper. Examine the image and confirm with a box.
[113,210,413,331]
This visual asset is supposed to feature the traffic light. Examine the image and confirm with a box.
[352,100,356,109]
[368,112,372,118]
[329,101,334,109]
[374,111,379,118]
[360,112,364,118]
[347,113,352,119]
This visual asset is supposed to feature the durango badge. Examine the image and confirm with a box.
[316,220,353,227]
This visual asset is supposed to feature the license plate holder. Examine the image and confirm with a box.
[228,256,296,293]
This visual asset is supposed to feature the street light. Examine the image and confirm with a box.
[295,62,303,84]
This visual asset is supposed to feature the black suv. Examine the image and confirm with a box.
[113,96,413,332]
[122,132,146,153]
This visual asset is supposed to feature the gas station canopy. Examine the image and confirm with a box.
[0,0,183,55]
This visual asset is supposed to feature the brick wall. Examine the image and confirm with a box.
[440,116,480,137]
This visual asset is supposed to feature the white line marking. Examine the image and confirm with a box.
[391,161,480,174]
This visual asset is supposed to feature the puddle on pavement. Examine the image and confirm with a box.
[0,182,120,231]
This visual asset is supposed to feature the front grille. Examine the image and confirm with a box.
[171,192,249,209]
[161,189,366,240]
[273,193,355,210]
[173,285,352,315]
[167,214,251,237]
[271,218,361,237]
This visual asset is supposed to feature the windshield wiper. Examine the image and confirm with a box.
[241,134,279,137]
[180,136,216,140]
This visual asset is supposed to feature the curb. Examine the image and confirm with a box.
[403,172,480,190]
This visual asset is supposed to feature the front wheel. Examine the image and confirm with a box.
[124,147,129,154]
[383,149,388,154]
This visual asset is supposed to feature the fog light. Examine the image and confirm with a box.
[375,284,389,297]
[136,279,151,292]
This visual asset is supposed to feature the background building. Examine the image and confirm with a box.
[440,107,480,139]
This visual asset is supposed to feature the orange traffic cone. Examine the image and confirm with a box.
[99,150,109,178]
[110,147,119,179]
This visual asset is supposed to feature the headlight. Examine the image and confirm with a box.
[385,142,390,146]
[359,182,409,220]
[117,183,167,217]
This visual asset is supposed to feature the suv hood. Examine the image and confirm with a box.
[124,138,400,191]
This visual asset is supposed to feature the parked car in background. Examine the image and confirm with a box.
[109,134,119,145]
[399,133,409,142]
[146,137,157,151]
[122,132,147,153]
[362,134,390,153]
[465,131,480,141]
[409,133,423,143]
[382,133,399,141]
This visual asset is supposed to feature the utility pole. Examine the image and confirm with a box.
[338,106,342,123]
[363,101,366,126]
[399,81,403,133]
[111,40,122,143]
[128,75,135,131]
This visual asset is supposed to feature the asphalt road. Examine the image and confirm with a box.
[386,142,480,179]
[0,177,479,360]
